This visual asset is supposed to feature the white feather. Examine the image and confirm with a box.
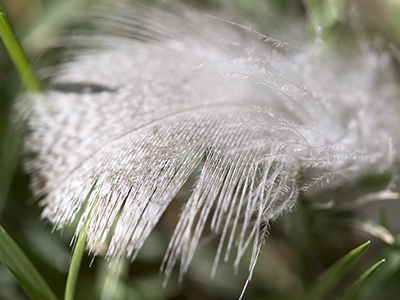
[20,0,400,283]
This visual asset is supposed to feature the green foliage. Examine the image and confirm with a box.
[0,5,40,92]
[304,241,371,300]
[0,226,58,300]
[65,230,87,300]
[342,258,386,300]
[305,0,349,41]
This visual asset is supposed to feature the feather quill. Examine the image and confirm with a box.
[20,0,400,285]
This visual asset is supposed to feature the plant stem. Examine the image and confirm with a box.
[65,230,87,300]
[0,4,40,92]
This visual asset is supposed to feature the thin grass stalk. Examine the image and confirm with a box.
[0,4,40,92]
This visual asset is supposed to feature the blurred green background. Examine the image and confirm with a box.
[1,0,400,299]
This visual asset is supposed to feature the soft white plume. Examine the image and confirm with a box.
[20,0,400,283]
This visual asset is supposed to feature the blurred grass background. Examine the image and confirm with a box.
[1,0,400,299]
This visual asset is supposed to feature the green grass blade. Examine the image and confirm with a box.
[341,258,385,300]
[65,184,99,300]
[304,240,370,300]
[0,4,40,92]
[65,229,87,300]
[305,0,348,41]
[0,225,58,300]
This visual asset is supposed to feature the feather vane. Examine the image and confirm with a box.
[20,0,400,282]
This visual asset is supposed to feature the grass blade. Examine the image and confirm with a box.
[304,240,370,300]
[65,229,87,300]
[342,258,386,300]
[0,225,58,300]
[305,0,348,40]
[0,4,40,92]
